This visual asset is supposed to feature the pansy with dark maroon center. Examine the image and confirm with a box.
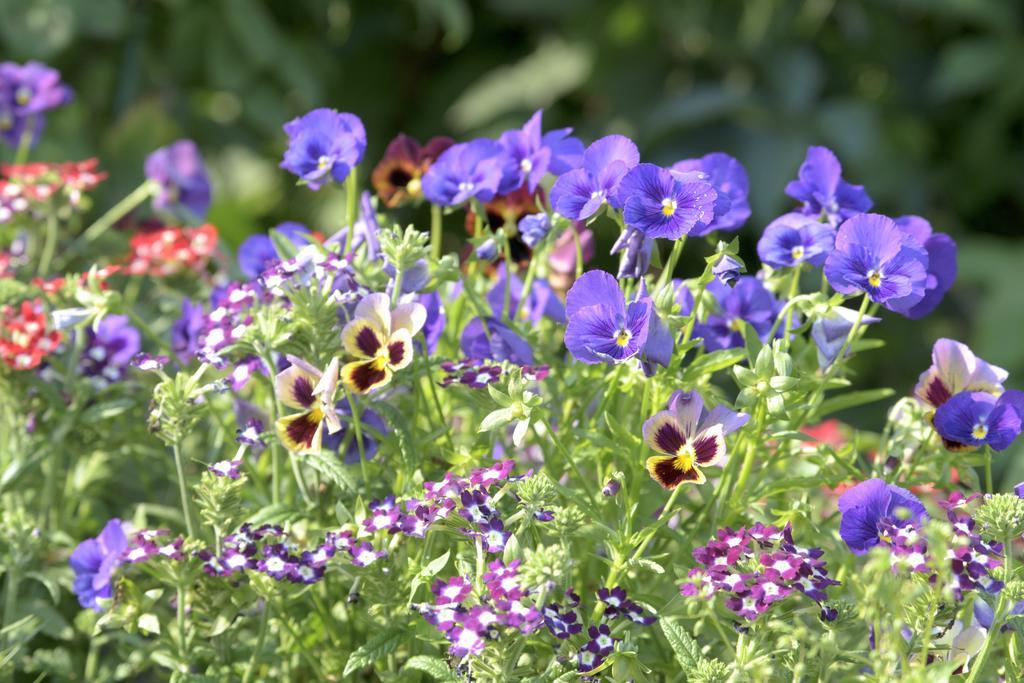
[340,293,426,395]
[371,133,454,208]
[642,390,748,489]
[273,355,341,453]
[913,338,1008,412]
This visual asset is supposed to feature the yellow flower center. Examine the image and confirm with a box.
[615,329,632,347]
[661,198,677,217]
[867,269,883,288]
[878,531,892,543]
[728,318,744,332]
[972,423,989,440]
[791,245,805,261]
[406,176,422,197]
[674,445,696,471]
[370,348,390,371]
[15,87,31,106]
[317,155,333,171]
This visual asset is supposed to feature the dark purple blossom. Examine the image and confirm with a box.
[757,213,835,269]
[517,212,552,248]
[237,222,311,279]
[280,109,366,190]
[0,61,73,147]
[610,227,653,279]
[421,139,509,207]
[321,399,388,464]
[712,254,744,287]
[460,317,534,365]
[933,390,1024,452]
[549,135,639,220]
[617,163,717,239]
[208,459,243,479]
[670,152,751,234]
[785,146,872,226]
[79,315,141,388]
[823,213,930,313]
[564,270,651,364]
[70,519,128,611]
[837,479,928,555]
[693,277,782,352]
[891,215,958,319]
[170,299,205,361]
[497,109,583,192]
[144,139,212,219]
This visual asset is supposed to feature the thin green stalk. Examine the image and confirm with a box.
[731,402,767,501]
[782,263,803,343]
[418,354,454,451]
[3,567,20,650]
[172,442,196,537]
[984,447,993,493]
[242,603,271,683]
[572,225,584,280]
[37,211,59,277]
[342,385,370,485]
[656,237,686,291]
[176,583,188,668]
[501,233,513,322]
[513,251,539,321]
[430,203,443,260]
[539,417,595,505]
[344,167,359,255]
[391,267,403,307]
[12,116,34,165]
[681,277,709,346]
[79,179,157,243]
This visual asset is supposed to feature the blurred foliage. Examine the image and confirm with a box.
[2,0,1023,475]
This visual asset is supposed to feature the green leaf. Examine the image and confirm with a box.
[304,452,357,492]
[818,388,895,416]
[661,618,701,670]
[342,626,405,677]
[683,348,747,380]
[604,411,640,448]
[479,408,513,432]
[404,655,458,681]
[137,613,161,636]
[421,550,451,579]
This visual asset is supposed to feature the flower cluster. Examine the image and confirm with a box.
[417,560,541,658]
[440,358,549,389]
[0,159,105,221]
[124,223,218,277]
[681,523,839,621]
[0,298,62,370]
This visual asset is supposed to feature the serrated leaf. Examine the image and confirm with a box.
[661,618,701,670]
[404,655,458,681]
[818,388,895,417]
[304,452,357,492]
[342,626,405,677]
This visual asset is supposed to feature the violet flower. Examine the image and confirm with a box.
[497,109,583,192]
[237,222,311,279]
[891,215,958,319]
[280,108,366,190]
[933,390,1024,452]
[421,139,509,207]
[549,135,639,220]
[837,479,928,555]
[757,212,835,269]
[670,152,751,234]
[144,139,212,220]
[811,306,881,369]
[785,145,872,226]
[70,519,128,611]
[80,315,142,388]
[693,277,782,351]
[823,213,930,314]
[618,163,717,239]
[563,270,651,365]
[0,61,73,147]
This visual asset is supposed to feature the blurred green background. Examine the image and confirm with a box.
[3,0,1023,477]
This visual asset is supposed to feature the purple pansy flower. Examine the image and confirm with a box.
[811,306,881,369]
[171,298,205,361]
[517,212,552,248]
[321,399,389,465]
[0,61,73,147]
[785,146,872,226]
[610,227,653,279]
[549,135,639,220]
[79,315,142,388]
[891,215,958,319]
[144,139,212,220]
[617,163,717,239]
[280,109,366,190]
[417,291,446,357]
[563,270,651,365]
[693,277,782,352]
[757,213,836,269]
[237,222,311,280]
[70,519,128,611]
[712,254,744,287]
[933,390,1024,452]
[823,213,930,313]
[486,264,565,325]
[670,152,751,234]
[421,139,509,207]
[837,479,928,555]
[460,317,533,365]
[497,109,584,192]
[914,338,1008,410]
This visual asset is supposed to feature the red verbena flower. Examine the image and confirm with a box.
[0,298,62,370]
[125,224,218,276]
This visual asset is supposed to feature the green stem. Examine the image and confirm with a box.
[79,179,158,243]
[344,167,359,256]
[172,442,196,537]
[430,203,443,260]
[500,233,513,322]
[12,116,34,166]
[572,224,584,280]
[984,447,993,493]
[242,604,271,683]
[391,267,403,307]
[540,417,595,505]
[514,250,540,321]
[3,566,20,650]
[176,582,188,668]
[656,237,686,291]
[782,263,803,343]
[342,385,370,485]
[419,354,454,451]
[37,211,59,277]
[681,277,709,346]
[731,402,767,501]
